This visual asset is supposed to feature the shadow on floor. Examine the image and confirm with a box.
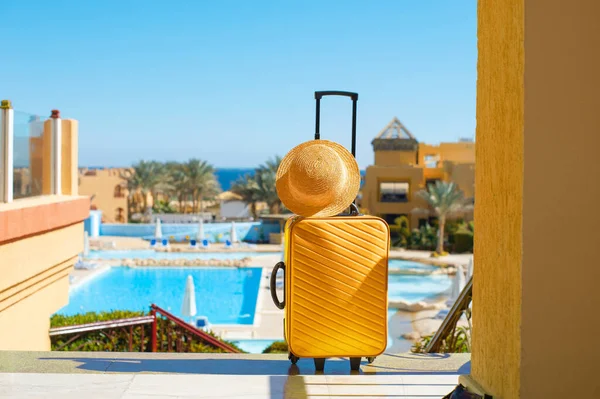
[37,356,471,376]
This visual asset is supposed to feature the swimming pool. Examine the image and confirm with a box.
[85,249,279,260]
[232,312,405,354]
[57,267,263,325]
[388,259,438,272]
[388,274,452,303]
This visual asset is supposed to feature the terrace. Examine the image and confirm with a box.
[0,103,89,351]
[1,2,599,398]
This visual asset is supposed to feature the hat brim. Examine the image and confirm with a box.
[276,140,360,218]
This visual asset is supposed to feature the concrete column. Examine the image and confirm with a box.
[41,112,79,196]
[0,100,14,203]
[60,119,79,195]
[461,1,600,398]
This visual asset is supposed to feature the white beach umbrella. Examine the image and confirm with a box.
[196,219,205,241]
[466,256,474,281]
[230,221,239,243]
[83,231,90,257]
[447,264,467,307]
[154,218,163,239]
[181,275,197,323]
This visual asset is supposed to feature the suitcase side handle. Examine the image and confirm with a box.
[270,262,285,310]
[337,203,360,217]
[314,91,358,157]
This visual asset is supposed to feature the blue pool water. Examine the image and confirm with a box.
[231,339,277,354]
[58,267,263,325]
[388,259,438,272]
[86,250,278,260]
[388,274,452,303]
[232,312,407,353]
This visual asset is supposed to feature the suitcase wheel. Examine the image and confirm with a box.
[366,357,376,364]
[314,358,326,372]
[288,353,299,365]
[350,357,361,371]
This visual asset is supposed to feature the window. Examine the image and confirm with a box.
[114,185,124,198]
[379,182,409,202]
[424,154,439,168]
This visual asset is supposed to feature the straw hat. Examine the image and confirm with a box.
[276,140,360,217]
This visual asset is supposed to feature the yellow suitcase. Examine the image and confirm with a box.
[270,205,390,371]
[269,91,390,371]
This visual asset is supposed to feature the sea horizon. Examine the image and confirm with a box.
[80,166,366,191]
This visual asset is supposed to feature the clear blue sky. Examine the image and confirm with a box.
[1,0,476,169]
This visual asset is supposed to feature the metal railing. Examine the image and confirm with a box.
[150,304,240,353]
[50,316,154,352]
[425,276,473,353]
[0,100,63,203]
[49,304,240,353]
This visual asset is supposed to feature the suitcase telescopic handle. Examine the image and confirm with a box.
[270,262,285,310]
[314,91,358,158]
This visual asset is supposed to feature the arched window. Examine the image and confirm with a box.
[114,185,124,198]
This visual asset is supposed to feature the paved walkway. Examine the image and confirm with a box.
[0,352,470,399]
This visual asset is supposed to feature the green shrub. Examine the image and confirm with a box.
[152,199,176,214]
[407,224,438,251]
[452,226,473,253]
[445,220,464,247]
[50,310,244,353]
[412,309,472,354]
[262,340,288,354]
[391,216,411,248]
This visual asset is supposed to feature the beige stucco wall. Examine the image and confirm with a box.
[362,165,427,224]
[374,150,417,166]
[447,163,475,199]
[78,168,128,223]
[471,0,600,398]
[362,161,473,227]
[520,0,599,397]
[419,142,475,165]
[0,210,85,351]
[0,274,70,351]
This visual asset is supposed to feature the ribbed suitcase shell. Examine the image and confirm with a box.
[283,215,390,358]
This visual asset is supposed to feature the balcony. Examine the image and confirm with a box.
[0,351,470,397]
[0,101,89,351]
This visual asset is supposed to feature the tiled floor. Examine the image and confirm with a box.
[0,372,460,398]
[0,352,470,399]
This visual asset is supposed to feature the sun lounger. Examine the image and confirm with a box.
[195,316,211,332]
[224,239,232,249]
[434,309,450,320]
[161,238,169,247]
[201,239,210,248]
[150,239,157,248]
[190,239,197,248]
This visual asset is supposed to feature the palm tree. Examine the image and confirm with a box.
[125,161,164,212]
[417,181,466,255]
[230,174,260,219]
[183,159,220,213]
[255,156,282,214]
[164,162,189,213]
[120,168,143,218]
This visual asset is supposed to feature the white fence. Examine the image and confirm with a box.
[149,213,213,224]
